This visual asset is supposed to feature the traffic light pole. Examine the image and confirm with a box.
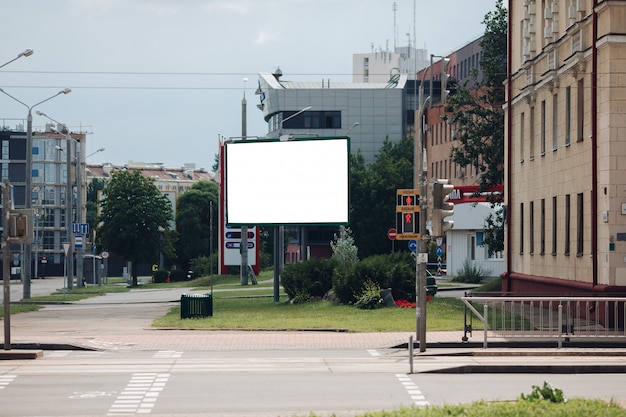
[415,70,431,353]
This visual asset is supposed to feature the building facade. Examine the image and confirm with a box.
[256,69,411,164]
[1,127,86,276]
[505,0,626,294]
[352,46,429,83]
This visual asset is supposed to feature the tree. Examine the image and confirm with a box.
[97,170,173,286]
[330,226,358,265]
[349,137,414,258]
[446,0,507,255]
[175,180,218,269]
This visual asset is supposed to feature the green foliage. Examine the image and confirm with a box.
[190,255,217,278]
[484,203,505,256]
[86,178,106,243]
[97,170,173,286]
[153,270,169,284]
[281,257,337,301]
[520,382,566,403]
[175,181,218,269]
[349,138,414,258]
[169,269,188,282]
[354,280,383,310]
[453,259,491,284]
[330,226,358,265]
[332,252,416,304]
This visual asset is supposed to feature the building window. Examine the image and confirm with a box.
[577,192,584,256]
[577,78,584,142]
[552,93,558,151]
[552,196,557,256]
[565,194,571,256]
[539,198,546,255]
[519,203,524,255]
[1,140,8,160]
[565,86,571,146]
[1,163,7,180]
[541,100,546,155]
[530,201,535,255]
[282,111,341,130]
[530,106,535,160]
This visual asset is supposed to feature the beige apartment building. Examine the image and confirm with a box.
[504,0,626,294]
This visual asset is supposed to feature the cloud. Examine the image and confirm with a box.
[255,31,277,45]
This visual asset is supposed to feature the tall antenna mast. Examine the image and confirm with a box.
[393,2,398,51]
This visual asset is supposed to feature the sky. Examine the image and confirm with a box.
[1,0,497,170]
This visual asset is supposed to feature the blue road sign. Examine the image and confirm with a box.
[408,240,417,252]
[436,246,443,257]
[72,223,89,235]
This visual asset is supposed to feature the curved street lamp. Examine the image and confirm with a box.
[0,49,34,70]
[0,88,71,298]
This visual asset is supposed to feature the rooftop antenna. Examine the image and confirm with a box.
[393,2,398,51]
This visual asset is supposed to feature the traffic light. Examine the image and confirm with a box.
[431,180,454,237]
[396,189,420,240]
[441,57,451,105]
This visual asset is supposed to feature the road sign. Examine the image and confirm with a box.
[101,251,109,259]
[62,242,70,255]
[408,240,417,252]
[387,228,397,240]
[74,235,84,249]
[436,246,443,257]
[72,223,89,235]
[396,188,420,240]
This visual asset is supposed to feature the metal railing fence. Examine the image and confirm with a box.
[461,296,626,348]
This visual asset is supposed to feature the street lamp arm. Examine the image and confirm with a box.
[0,88,29,110]
[0,49,34,70]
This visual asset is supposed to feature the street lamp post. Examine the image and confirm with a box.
[0,49,33,70]
[0,88,71,298]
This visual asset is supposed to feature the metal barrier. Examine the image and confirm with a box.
[461,296,626,348]
[180,293,213,319]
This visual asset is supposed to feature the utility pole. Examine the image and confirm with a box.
[240,78,249,285]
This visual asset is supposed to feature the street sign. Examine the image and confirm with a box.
[72,223,89,235]
[101,251,109,259]
[408,240,417,252]
[62,242,70,255]
[74,235,84,249]
[436,246,443,257]
[387,228,397,240]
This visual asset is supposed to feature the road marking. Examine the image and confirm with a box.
[367,349,381,356]
[0,375,16,390]
[396,374,429,407]
[107,373,170,415]
[153,350,183,359]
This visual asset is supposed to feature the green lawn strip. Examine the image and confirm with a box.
[0,304,41,318]
[343,398,626,417]
[24,283,130,303]
[153,296,466,332]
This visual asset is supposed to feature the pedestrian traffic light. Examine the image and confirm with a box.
[441,57,451,105]
[396,188,420,240]
[431,180,454,237]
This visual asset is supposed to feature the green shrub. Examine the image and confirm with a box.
[453,259,491,284]
[169,269,188,282]
[281,257,337,301]
[190,255,218,278]
[520,381,565,403]
[153,270,169,283]
[332,252,416,304]
[354,280,383,310]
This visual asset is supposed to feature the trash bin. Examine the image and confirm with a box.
[180,293,212,319]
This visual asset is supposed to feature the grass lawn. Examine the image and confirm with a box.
[153,272,467,332]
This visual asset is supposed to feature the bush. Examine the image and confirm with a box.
[281,258,337,301]
[354,280,383,310]
[169,269,188,282]
[453,259,491,284]
[153,269,169,283]
[190,255,218,278]
[332,252,416,304]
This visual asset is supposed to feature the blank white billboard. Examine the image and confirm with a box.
[225,137,349,225]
